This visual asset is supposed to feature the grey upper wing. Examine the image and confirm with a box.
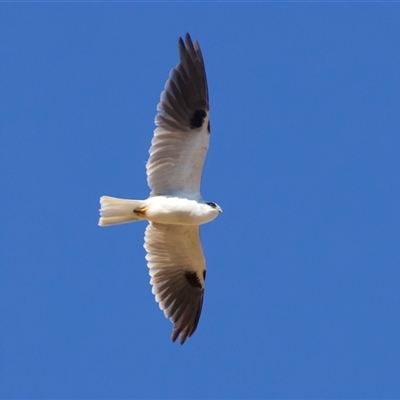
[146,33,210,196]
[144,222,206,344]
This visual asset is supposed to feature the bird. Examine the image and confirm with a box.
[98,33,222,345]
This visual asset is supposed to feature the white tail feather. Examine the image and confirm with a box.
[98,196,145,226]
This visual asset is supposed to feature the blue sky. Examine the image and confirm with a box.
[1,3,400,398]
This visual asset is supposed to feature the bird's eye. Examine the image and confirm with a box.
[206,202,217,208]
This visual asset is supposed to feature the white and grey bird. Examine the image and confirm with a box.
[98,33,222,345]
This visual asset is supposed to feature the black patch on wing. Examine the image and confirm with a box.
[203,270,206,280]
[190,109,206,129]
[185,271,202,288]
[207,120,210,133]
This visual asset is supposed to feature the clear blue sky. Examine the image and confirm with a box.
[1,3,400,398]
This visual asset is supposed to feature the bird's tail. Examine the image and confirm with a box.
[98,196,145,226]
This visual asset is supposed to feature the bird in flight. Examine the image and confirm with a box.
[98,33,222,345]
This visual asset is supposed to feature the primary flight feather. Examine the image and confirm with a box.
[98,33,222,345]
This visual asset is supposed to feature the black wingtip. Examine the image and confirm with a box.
[179,33,198,52]
[185,32,192,44]
[171,329,188,345]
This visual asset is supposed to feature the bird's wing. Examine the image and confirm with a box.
[146,33,210,196]
[144,222,206,344]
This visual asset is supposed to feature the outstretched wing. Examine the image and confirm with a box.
[146,33,210,196]
[144,222,206,345]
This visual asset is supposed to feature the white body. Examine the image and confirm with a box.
[99,195,219,227]
[143,196,219,225]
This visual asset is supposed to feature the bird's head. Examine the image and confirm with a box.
[206,202,223,214]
